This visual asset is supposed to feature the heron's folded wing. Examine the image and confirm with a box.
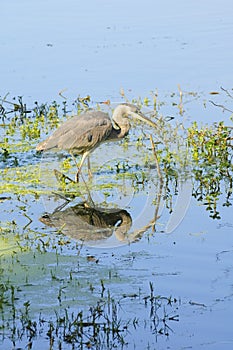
[59,112,112,152]
[36,111,112,152]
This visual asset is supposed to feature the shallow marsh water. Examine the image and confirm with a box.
[1,1,233,349]
[1,97,233,349]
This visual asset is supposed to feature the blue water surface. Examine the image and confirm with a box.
[1,0,233,101]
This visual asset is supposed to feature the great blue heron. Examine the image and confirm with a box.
[36,103,156,181]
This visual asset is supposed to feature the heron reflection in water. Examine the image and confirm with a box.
[40,202,132,245]
[36,103,156,181]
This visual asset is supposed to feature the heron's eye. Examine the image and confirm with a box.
[42,214,50,219]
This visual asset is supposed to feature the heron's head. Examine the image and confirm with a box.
[112,103,157,130]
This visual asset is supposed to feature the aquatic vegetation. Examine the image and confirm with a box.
[188,121,233,219]
[0,92,232,218]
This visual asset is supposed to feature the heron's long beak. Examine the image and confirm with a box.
[131,111,157,128]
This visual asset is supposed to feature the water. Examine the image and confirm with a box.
[1,0,233,100]
[1,1,233,349]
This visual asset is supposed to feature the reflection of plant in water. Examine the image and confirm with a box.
[143,282,179,338]
[0,275,179,349]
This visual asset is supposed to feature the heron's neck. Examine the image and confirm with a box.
[114,211,132,241]
[111,106,130,139]
[109,124,129,140]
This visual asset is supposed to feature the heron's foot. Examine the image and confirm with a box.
[54,169,75,184]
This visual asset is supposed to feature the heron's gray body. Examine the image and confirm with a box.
[36,110,114,154]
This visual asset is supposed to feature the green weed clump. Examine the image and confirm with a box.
[188,121,232,219]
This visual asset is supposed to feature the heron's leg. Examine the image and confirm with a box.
[87,156,93,179]
[75,151,90,182]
